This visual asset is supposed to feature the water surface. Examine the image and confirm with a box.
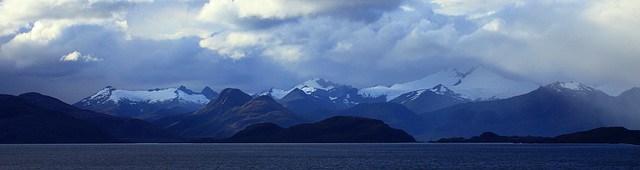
[1,143,638,169]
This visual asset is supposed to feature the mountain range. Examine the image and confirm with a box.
[5,66,639,142]
[248,66,538,114]
[2,90,413,143]
[71,66,555,117]
[73,66,635,119]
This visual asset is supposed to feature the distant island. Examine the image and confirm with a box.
[191,116,416,143]
[430,127,640,145]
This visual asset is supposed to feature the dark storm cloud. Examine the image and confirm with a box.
[0,24,301,102]
[1,0,640,102]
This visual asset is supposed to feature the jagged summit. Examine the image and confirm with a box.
[200,86,218,100]
[177,85,195,95]
[87,86,117,102]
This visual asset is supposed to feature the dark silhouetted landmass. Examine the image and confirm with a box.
[430,132,550,143]
[431,127,640,145]
[193,116,416,143]
[550,127,640,144]
[0,94,120,143]
[307,102,426,135]
[18,92,184,142]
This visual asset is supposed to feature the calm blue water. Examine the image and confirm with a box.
[1,143,639,169]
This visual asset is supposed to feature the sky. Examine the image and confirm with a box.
[1,0,639,103]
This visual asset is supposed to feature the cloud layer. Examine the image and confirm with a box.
[1,0,639,102]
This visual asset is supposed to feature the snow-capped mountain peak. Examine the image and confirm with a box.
[89,86,116,101]
[294,78,339,94]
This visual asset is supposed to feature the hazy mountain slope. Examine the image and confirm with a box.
[419,82,614,141]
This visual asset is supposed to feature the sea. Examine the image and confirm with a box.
[1,143,639,169]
